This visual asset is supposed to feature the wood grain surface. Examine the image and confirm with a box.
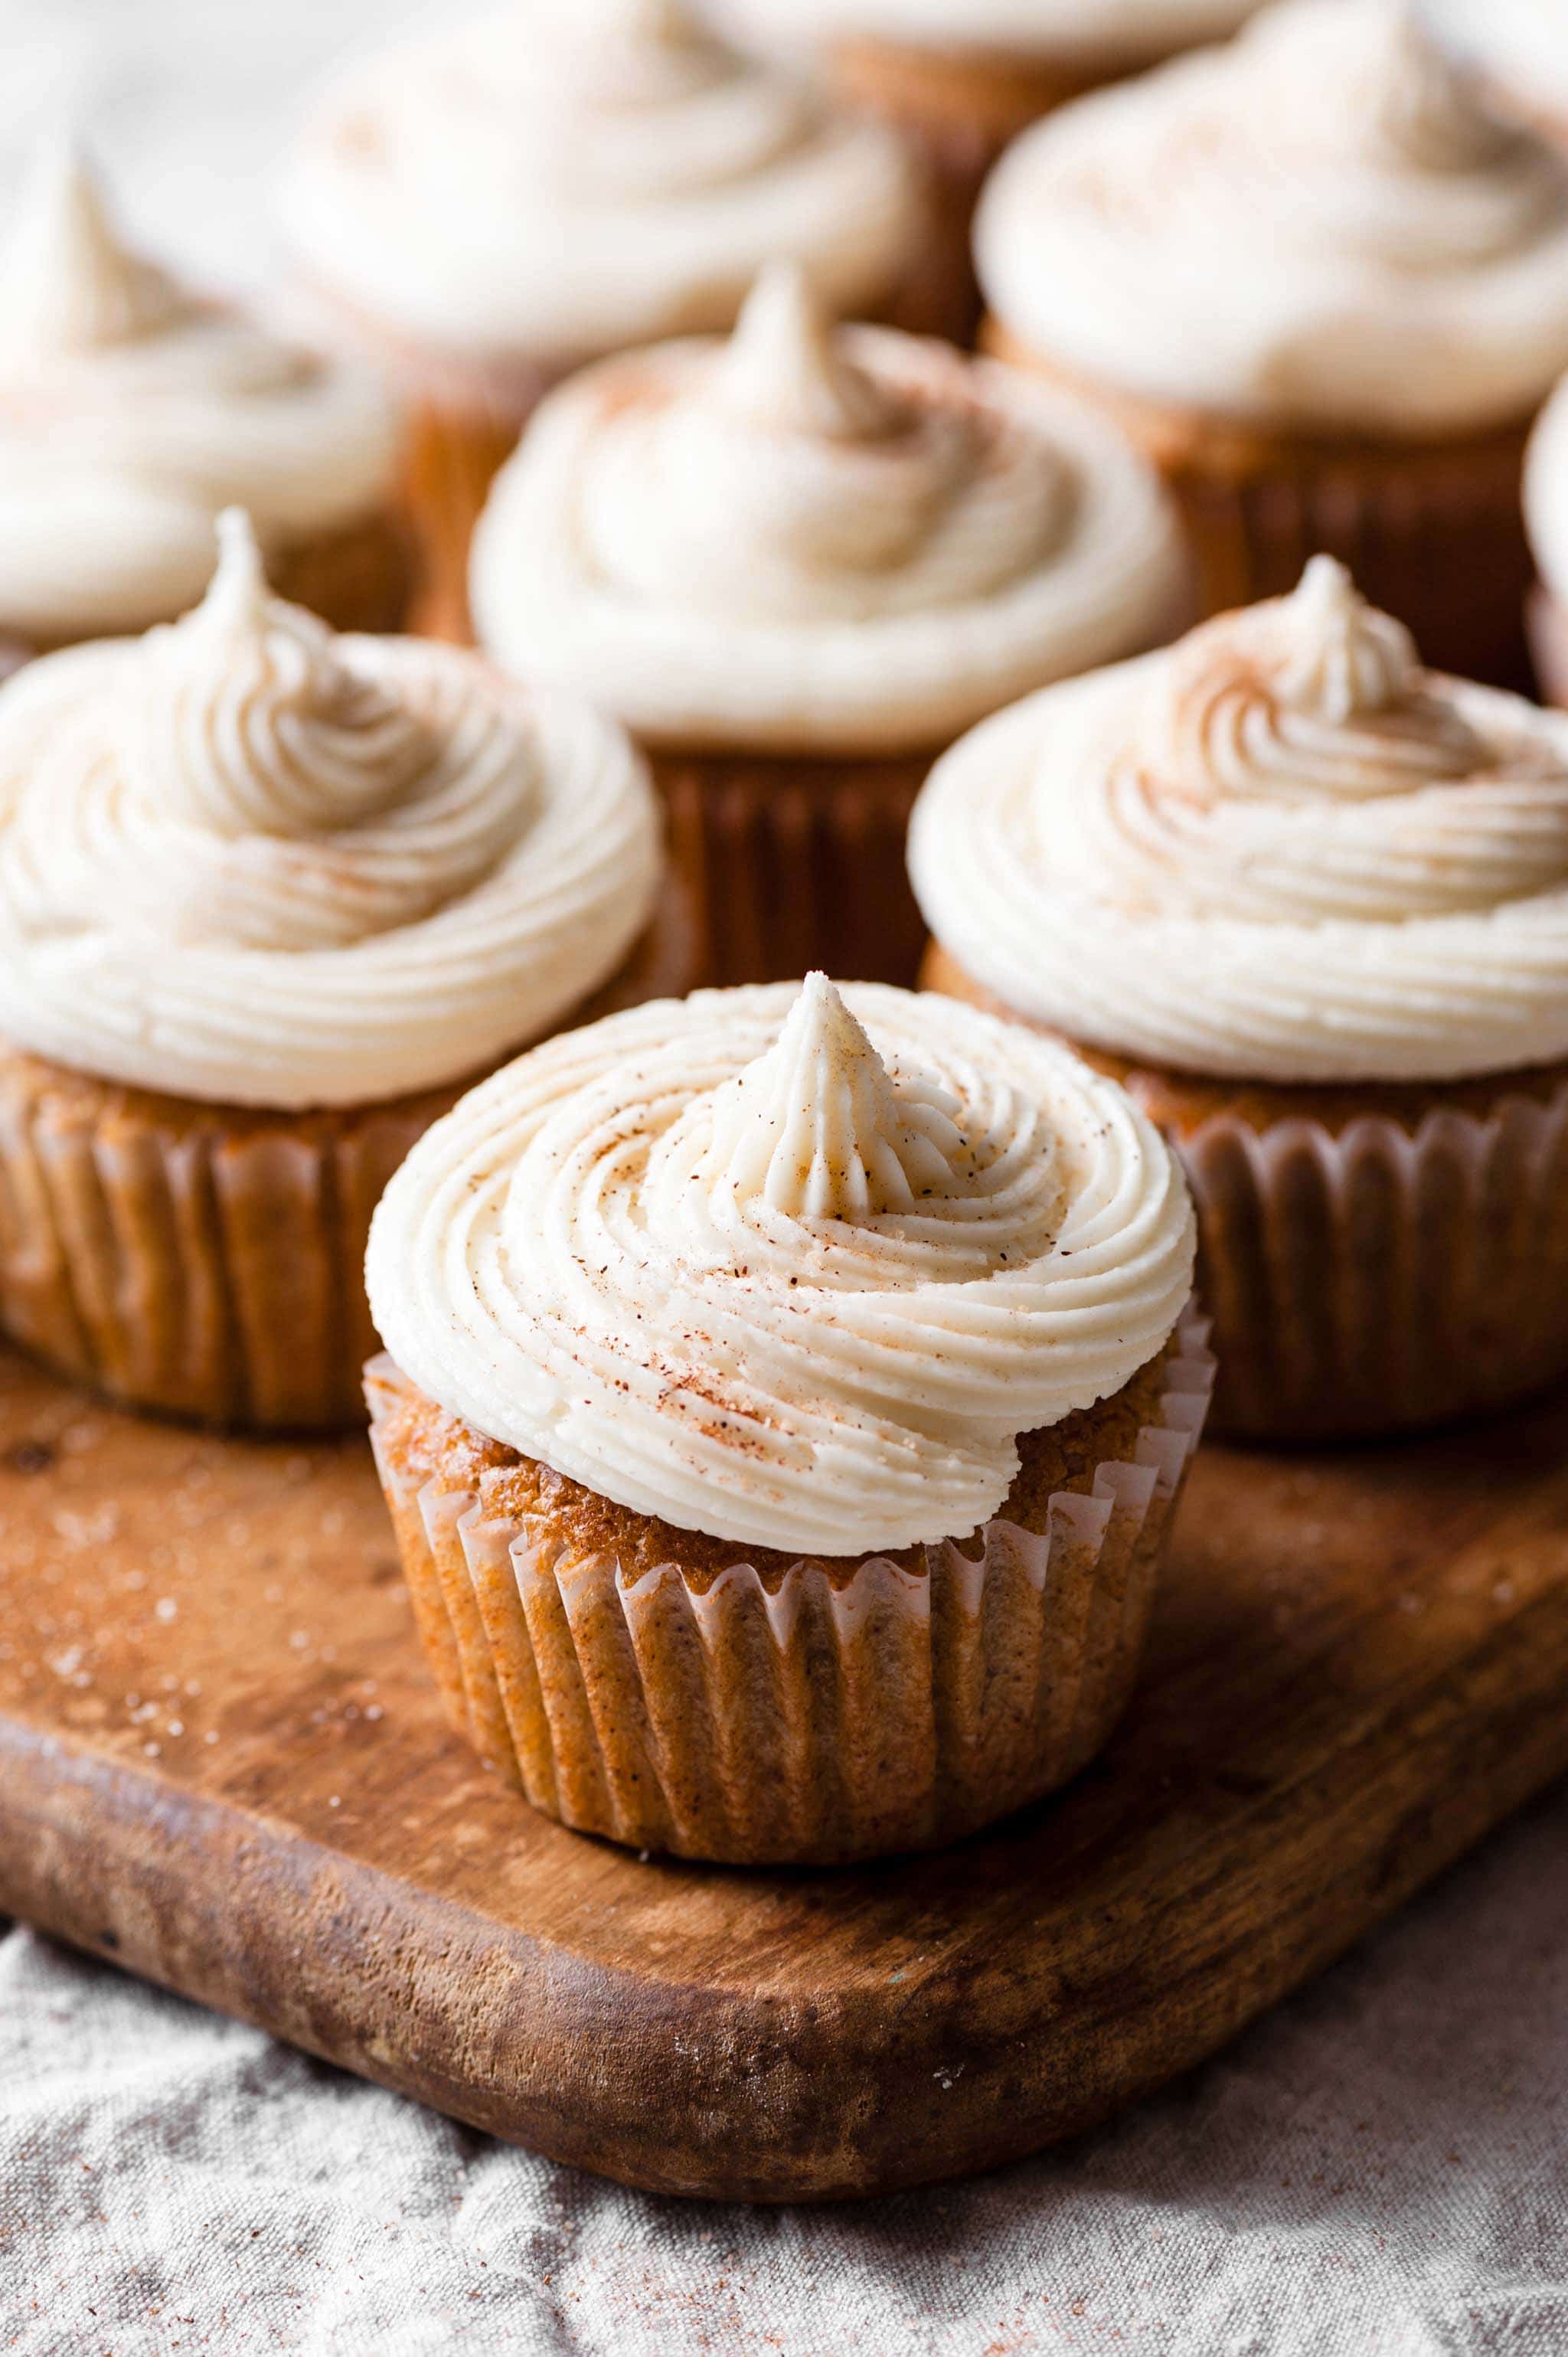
[2,1343,1566,2202]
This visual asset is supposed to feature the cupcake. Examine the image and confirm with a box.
[1421,1,1568,149]
[0,511,683,1432]
[975,0,1568,688]
[0,139,407,650]
[911,557,1568,1443]
[469,263,1185,988]
[710,0,1263,308]
[279,0,940,642]
[364,973,1207,1863]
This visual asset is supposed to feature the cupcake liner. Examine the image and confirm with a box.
[364,1313,1214,1864]
[982,324,1535,688]
[651,744,938,989]
[1180,1087,1568,1443]
[0,1052,460,1430]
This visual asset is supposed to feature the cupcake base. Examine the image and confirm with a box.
[925,943,1568,1443]
[365,1317,1212,1864]
[652,741,938,987]
[0,901,698,1433]
[982,323,1536,688]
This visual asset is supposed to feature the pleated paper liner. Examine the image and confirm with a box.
[365,1311,1214,1865]
[650,743,939,988]
[0,897,700,1433]
[923,945,1568,1443]
[981,322,1536,690]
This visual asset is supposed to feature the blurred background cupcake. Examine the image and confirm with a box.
[365,975,1207,1862]
[709,0,1265,328]
[0,136,406,652]
[976,0,1568,688]
[470,263,1186,986]
[912,559,1568,1442]
[280,0,942,640]
[0,511,686,1431]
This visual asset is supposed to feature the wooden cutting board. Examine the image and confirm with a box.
[2,1342,1566,2204]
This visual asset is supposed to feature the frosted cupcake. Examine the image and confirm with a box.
[912,558,1568,1441]
[0,512,679,1431]
[0,140,406,650]
[280,0,938,641]
[976,0,1568,685]
[471,264,1185,986]
[364,975,1207,1863]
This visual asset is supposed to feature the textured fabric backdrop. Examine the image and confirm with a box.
[1,4,1566,2351]
[4,1783,1567,2356]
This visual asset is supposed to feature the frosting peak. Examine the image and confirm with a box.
[711,264,901,442]
[693,971,968,1220]
[1268,556,1416,724]
[134,511,433,843]
[0,139,185,361]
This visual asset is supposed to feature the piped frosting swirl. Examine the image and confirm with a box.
[472,268,1182,751]
[366,978,1196,1555]
[282,0,925,364]
[0,142,397,642]
[0,515,661,1108]
[910,559,1568,1083]
[976,0,1568,434]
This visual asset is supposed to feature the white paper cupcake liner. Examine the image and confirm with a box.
[365,1310,1214,1864]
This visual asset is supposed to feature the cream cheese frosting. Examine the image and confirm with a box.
[0,512,661,1111]
[710,0,1263,69]
[0,140,398,644]
[367,974,1196,1554]
[470,264,1184,753]
[910,558,1568,1086]
[280,0,926,366]
[976,0,1568,436]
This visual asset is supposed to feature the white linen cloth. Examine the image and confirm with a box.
[3,1783,1565,2355]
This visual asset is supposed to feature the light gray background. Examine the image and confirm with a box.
[1,5,1566,2352]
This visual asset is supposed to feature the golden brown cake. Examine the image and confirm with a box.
[975,0,1568,688]
[910,561,1568,1441]
[470,266,1186,986]
[364,977,1208,1862]
[0,512,684,1430]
